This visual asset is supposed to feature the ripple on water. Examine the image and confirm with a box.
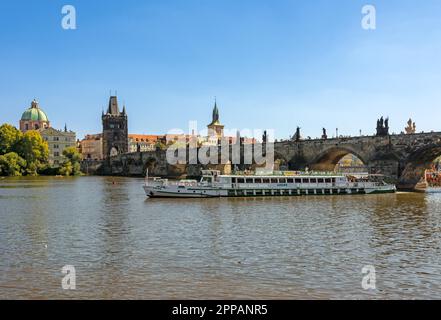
[1,177,441,299]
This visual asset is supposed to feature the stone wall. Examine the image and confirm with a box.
[84,132,441,190]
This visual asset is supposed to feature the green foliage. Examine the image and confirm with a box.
[15,130,49,175]
[0,152,26,176]
[0,124,49,176]
[59,161,73,176]
[0,124,22,154]
[155,140,167,150]
[63,146,81,163]
[59,146,82,176]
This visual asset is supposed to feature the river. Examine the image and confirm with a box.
[0,176,440,299]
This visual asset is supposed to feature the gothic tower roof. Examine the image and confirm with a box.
[107,96,120,115]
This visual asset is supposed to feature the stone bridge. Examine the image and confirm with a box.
[84,132,441,190]
[274,132,441,189]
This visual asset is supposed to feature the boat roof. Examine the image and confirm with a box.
[219,174,346,178]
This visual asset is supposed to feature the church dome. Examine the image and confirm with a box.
[21,100,49,122]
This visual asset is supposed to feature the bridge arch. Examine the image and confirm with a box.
[308,146,368,172]
[142,157,158,176]
[399,144,441,188]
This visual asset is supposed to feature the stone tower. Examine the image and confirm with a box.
[207,100,224,142]
[102,96,128,158]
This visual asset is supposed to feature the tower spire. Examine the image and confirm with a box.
[212,98,219,123]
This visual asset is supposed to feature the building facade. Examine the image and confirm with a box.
[79,134,103,160]
[102,96,128,158]
[128,134,163,153]
[40,126,76,167]
[20,99,50,132]
[19,99,76,167]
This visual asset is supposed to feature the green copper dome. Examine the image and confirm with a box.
[21,100,49,122]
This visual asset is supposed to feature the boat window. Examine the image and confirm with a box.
[318,178,324,183]
[263,178,270,183]
[255,178,262,183]
[232,178,236,183]
[246,178,253,184]
[287,178,294,183]
[295,178,302,183]
[331,178,336,183]
[310,178,317,183]
[325,178,331,183]
[237,178,245,183]
[279,178,287,183]
[271,178,278,183]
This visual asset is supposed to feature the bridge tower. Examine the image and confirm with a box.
[102,95,128,158]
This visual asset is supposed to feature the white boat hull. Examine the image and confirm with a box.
[143,186,224,198]
[143,185,396,198]
[144,170,396,198]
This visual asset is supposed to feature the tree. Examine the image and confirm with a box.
[0,124,22,154]
[15,130,49,175]
[0,152,26,176]
[59,146,82,176]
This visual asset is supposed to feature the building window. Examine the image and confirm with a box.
[54,145,59,149]
[54,137,59,141]
[25,124,29,130]
[54,152,60,157]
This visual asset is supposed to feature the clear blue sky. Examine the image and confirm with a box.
[1,0,440,140]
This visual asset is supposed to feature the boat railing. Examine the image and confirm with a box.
[146,178,199,188]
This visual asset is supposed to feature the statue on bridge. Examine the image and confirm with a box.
[293,127,301,142]
[405,118,416,134]
[376,116,390,136]
[262,130,267,144]
[322,128,328,140]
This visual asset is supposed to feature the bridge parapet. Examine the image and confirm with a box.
[87,131,441,190]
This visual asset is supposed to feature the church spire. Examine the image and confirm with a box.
[212,98,219,124]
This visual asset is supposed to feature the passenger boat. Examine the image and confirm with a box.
[416,167,441,193]
[143,170,396,198]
